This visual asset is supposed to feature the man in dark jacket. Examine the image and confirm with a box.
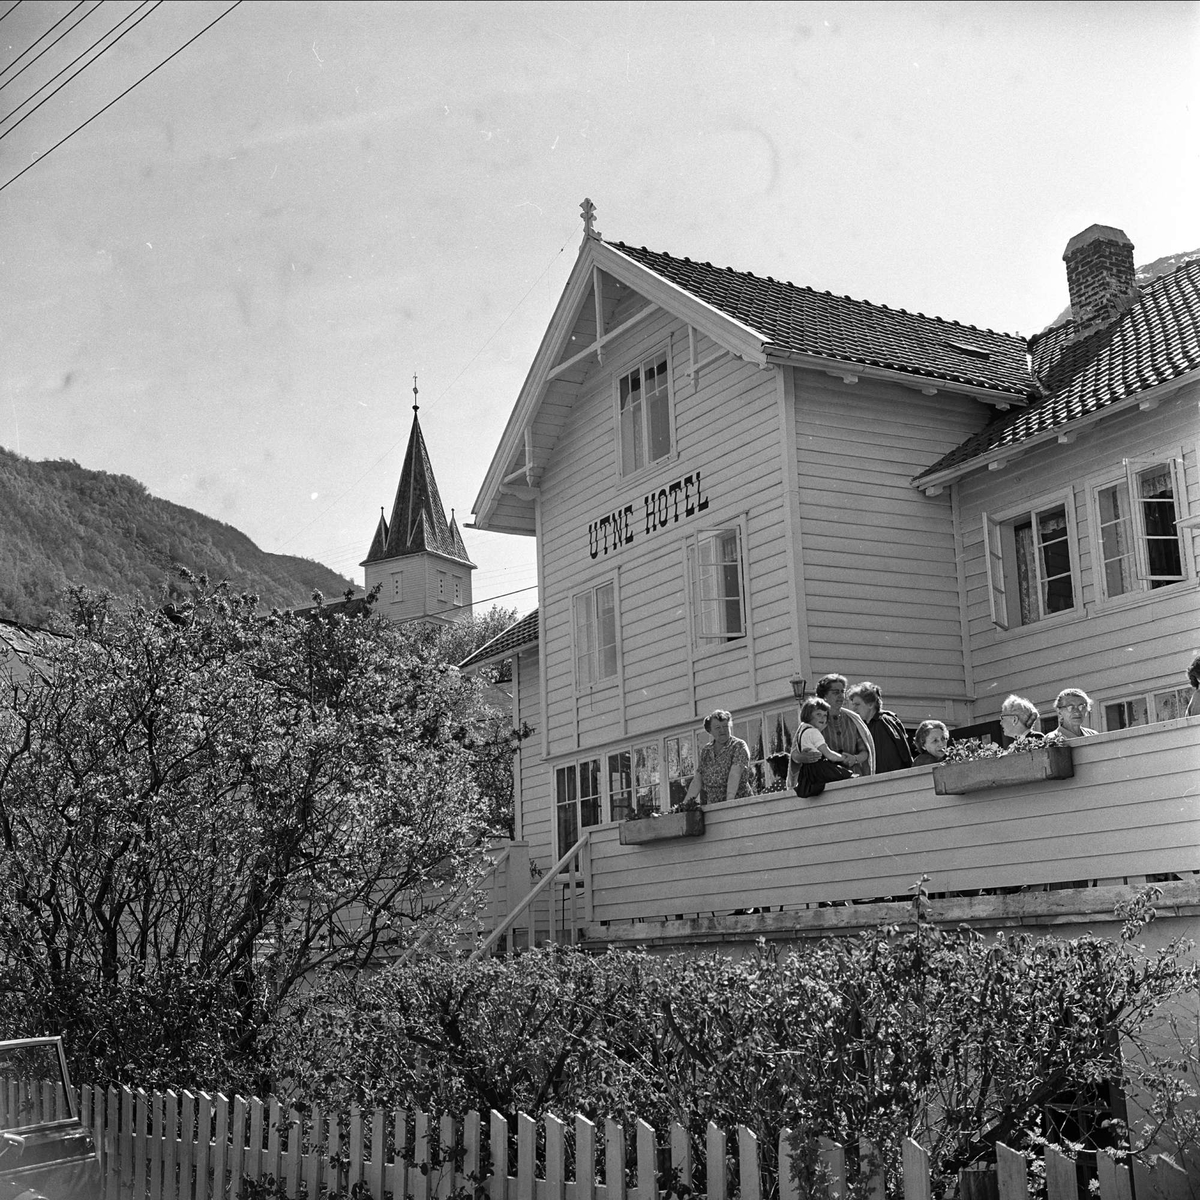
[846,681,913,774]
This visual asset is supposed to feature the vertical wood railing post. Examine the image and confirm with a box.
[463,1110,482,1195]
[777,1129,796,1200]
[149,1090,165,1200]
[212,1096,229,1200]
[196,1094,213,1200]
[995,1142,1026,1199]
[1044,1146,1077,1199]
[1096,1154,1131,1200]
[605,1120,627,1200]
[817,1138,845,1200]
[365,1106,385,1200]
[132,1089,148,1200]
[163,1092,179,1200]
[859,1138,884,1200]
[180,1092,196,1200]
[327,1103,342,1198]
[545,1114,566,1200]
[516,1112,537,1200]
[389,1109,408,1200]
[283,1106,302,1200]
[228,1096,247,1200]
[900,1139,930,1200]
[736,1126,759,1200]
[303,1105,323,1200]
[246,1097,263,1184]
[637,1119,660,1200]
[412,1108,432,1200]
[575,1115,596,1200]
[266,1098,282,1186]
[706,1123,727,1200]
[121,1087,136,1198]
[489,1110,509,1200]
[437,1112,456,1200]
[670,1122,691,1190]
[348,1104,364,1197]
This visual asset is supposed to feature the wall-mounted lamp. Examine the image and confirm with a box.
[789,675,808,700]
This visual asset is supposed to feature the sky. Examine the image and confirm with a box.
[2,1,1198,617]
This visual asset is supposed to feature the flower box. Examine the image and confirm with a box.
[932,744,1074,796]
[619,809,706,845]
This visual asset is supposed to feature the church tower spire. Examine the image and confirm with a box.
[362,378,475,624]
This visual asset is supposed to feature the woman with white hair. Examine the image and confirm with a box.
[1047,688,1099,741]
[999,694,1044,751]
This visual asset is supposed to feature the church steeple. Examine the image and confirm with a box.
[362,378,475,624]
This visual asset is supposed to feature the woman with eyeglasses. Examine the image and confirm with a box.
[999,694,1045,750]
[1047,688,1100,741]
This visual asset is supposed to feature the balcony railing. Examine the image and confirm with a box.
[582,716,1199,933]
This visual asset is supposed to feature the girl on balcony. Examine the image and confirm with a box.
[911,720,949,766]
[787,698,855,797]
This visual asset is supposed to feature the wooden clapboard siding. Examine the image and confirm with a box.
[584,718,1199,925]
[792,369,989,718]
[537,305,789,758]
[958,389,1200,718]
[513,647,553,865]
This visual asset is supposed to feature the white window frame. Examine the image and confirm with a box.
[1088,456,1188,605]
[615,348,676,478]
[572,579,619,690]
[687,523,748,648]
[555,757,602,857]
[1101,685,1193,732]
[982,490,1081,632]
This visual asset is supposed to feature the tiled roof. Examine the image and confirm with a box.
[366,410,472,565]
[458,608,539,671]
[916,259,1200,481]
[612,242,1034,397]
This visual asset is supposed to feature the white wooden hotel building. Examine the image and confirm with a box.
[459,211,1198,951]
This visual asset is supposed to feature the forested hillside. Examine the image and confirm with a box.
[0,446,355,625]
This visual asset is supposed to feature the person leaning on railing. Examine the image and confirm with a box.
[1045,688,1099,742]
[846,681,914,774]
[682,709,753,805]
[999,694,1045,751]
[792,674,875,775]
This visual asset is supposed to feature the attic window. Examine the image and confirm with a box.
[943,339,991,359]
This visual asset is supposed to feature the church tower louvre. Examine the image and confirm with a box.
[362,382,475,625]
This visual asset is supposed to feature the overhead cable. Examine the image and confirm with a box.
[0,0,242,194]
[0,3,24,24]
[0,1,99,93]
[0,1,159,140]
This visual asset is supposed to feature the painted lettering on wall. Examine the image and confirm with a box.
[587,471,710,559]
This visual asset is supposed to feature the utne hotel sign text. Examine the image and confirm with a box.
[587,470,710,559]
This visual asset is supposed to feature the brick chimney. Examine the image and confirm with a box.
[1063,224,1137,338]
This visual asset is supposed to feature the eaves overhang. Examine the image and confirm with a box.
[471,238,773,535]
[910,368,1200,494]
[766,349,1032,408]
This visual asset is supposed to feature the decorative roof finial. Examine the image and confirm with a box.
[581,197,599,240]
[412,373,419,413]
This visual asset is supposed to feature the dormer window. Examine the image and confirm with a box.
[618,353,673,475]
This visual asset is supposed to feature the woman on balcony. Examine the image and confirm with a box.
[683,709,753,805]
[999,694,1045,750]
[1046,688,1099,741]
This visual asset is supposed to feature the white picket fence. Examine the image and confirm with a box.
[58,1086,1190,1200]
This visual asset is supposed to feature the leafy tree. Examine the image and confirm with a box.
[0,580,495,1092]
[276,889,1197,1192]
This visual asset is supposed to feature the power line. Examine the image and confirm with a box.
[0,0,86,86]
[0,0,242,193]
[0,1,159,141]
[0,2,25,25]
[0,0,98,93]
